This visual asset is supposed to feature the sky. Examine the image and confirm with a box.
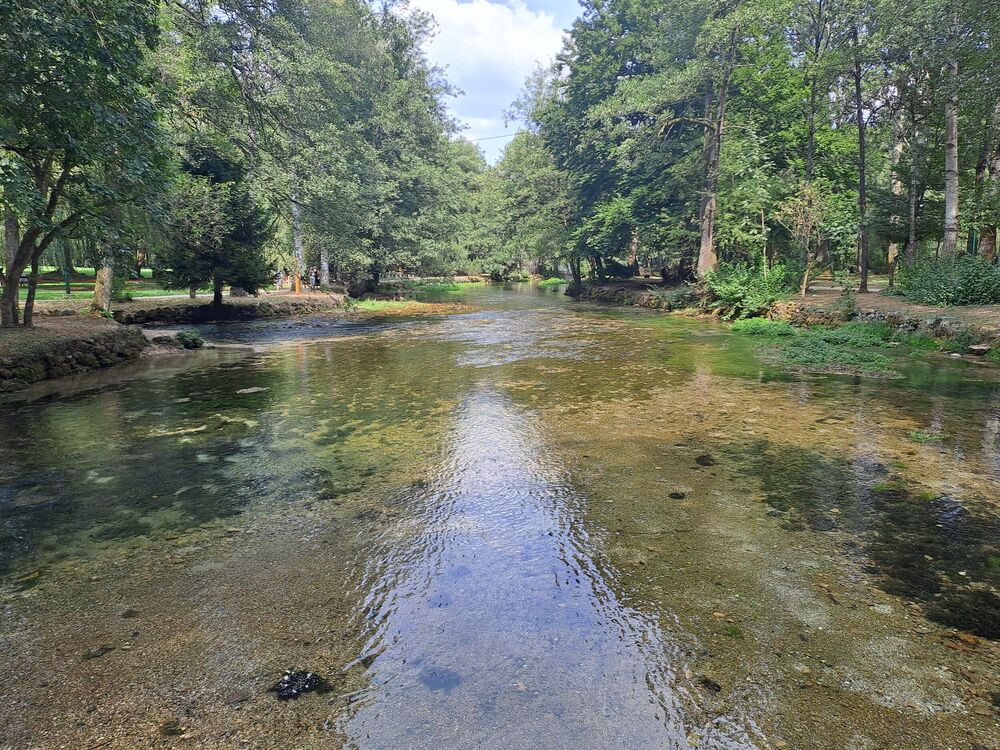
[408,0,579,161]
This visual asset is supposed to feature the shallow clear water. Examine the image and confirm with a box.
[1,284,998,749]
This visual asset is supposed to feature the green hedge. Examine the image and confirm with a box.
[895,256,1000,306]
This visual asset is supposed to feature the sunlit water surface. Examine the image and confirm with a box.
[1,284,998,750]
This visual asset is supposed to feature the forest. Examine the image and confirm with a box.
[2,0,999,327]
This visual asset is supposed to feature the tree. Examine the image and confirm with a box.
[160,142,274,305]
[0,0,165,326]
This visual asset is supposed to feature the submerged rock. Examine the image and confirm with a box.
[695,454,717,467]
[270,670,331,700]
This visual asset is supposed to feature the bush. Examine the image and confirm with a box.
[537,277,567,288]
[896,256,1000,306]
[813,321,893,347]
[782,336,894,373]
[731,318,796,336]
[703,263,792,319]
[111,276,133,302]
[175,330,205,349]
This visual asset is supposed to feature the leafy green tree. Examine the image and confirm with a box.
[0,0,165,326]
[160,141,274,305]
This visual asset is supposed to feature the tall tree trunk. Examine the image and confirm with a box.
[2,206,20,326]
[92,249,114,313]
[320,245,330,286]
[852,32,870,293]
[942,52,960,256]
[906,117,926,265]
[887,90,905,287]
[62,241,76,276]
[627,226,639,275]
[0,278,17,326]
[982,148,1000,263]
[569,256,582,292]
[213,274,224,307]
[697,36,737,277]
[291,180,304,294]
[22,256,39,327]
[806,72,818,183]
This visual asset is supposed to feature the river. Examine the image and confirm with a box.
[1,284,998,749]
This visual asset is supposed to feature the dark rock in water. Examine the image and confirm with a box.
[82,645,116,660]
[159,720,184,737]
[698,676,722,693]
[270,670,331,700]
[695,454,717,467]
[121,608,140,619]
[668,492,686,500]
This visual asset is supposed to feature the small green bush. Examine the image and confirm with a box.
[704,263,792,319]
[813,321,893,347]
[111,276,133,302]
[896,256,1000,306]
[537,277,567,288]
[175,330,205,349]
[731,318,796,336]
[895,332,940,350]
[782,336,894,373]
[940,329,983,353]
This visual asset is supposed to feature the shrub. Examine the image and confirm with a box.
[703,263,792,319]
[896,256,1000,306]
[940,329,983,353]
[731,318,796,336]
[111,276,133,302]
[175,330,205,349]
[813,321,893,347]
[537,277,567,288]
[782,336,893,373]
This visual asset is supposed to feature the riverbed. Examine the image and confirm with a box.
[1,284,998,749]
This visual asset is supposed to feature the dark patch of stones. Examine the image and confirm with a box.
[270,670,331,700]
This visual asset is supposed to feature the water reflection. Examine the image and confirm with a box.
[342,390,756,750]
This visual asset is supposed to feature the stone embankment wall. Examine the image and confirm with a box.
[770,300,1000,345]
[114,296,344,325]
[0,326,148,393]
[579,284,696,311]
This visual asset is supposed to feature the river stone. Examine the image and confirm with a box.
[270,670,331,700]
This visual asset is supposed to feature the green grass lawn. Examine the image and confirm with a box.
[38,266,155,279]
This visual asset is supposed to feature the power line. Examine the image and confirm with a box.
[468,132,522,142]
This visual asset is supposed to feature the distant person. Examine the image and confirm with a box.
[311,268,320,290]
[274,270,284,291]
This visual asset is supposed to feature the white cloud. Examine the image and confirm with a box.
[409,0,565,158]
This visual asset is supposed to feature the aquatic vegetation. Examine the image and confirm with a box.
[895,332,940,350]
[812,321,893,348]
[414,282,464,293]
[740,442,1000,638]
[907,429,943,443]
[780,336,894,375]
[174,330,205,349]
[730,318,795,336]
[940,328,984,353]
[538,277,568,288]
[731,320,913,376]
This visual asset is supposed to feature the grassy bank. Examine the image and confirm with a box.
[730,317,998,377]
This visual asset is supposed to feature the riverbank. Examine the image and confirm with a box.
[0,295,473,392]
[579,280,1000,356]
[32,289,347,325]
[0,317,149,392]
